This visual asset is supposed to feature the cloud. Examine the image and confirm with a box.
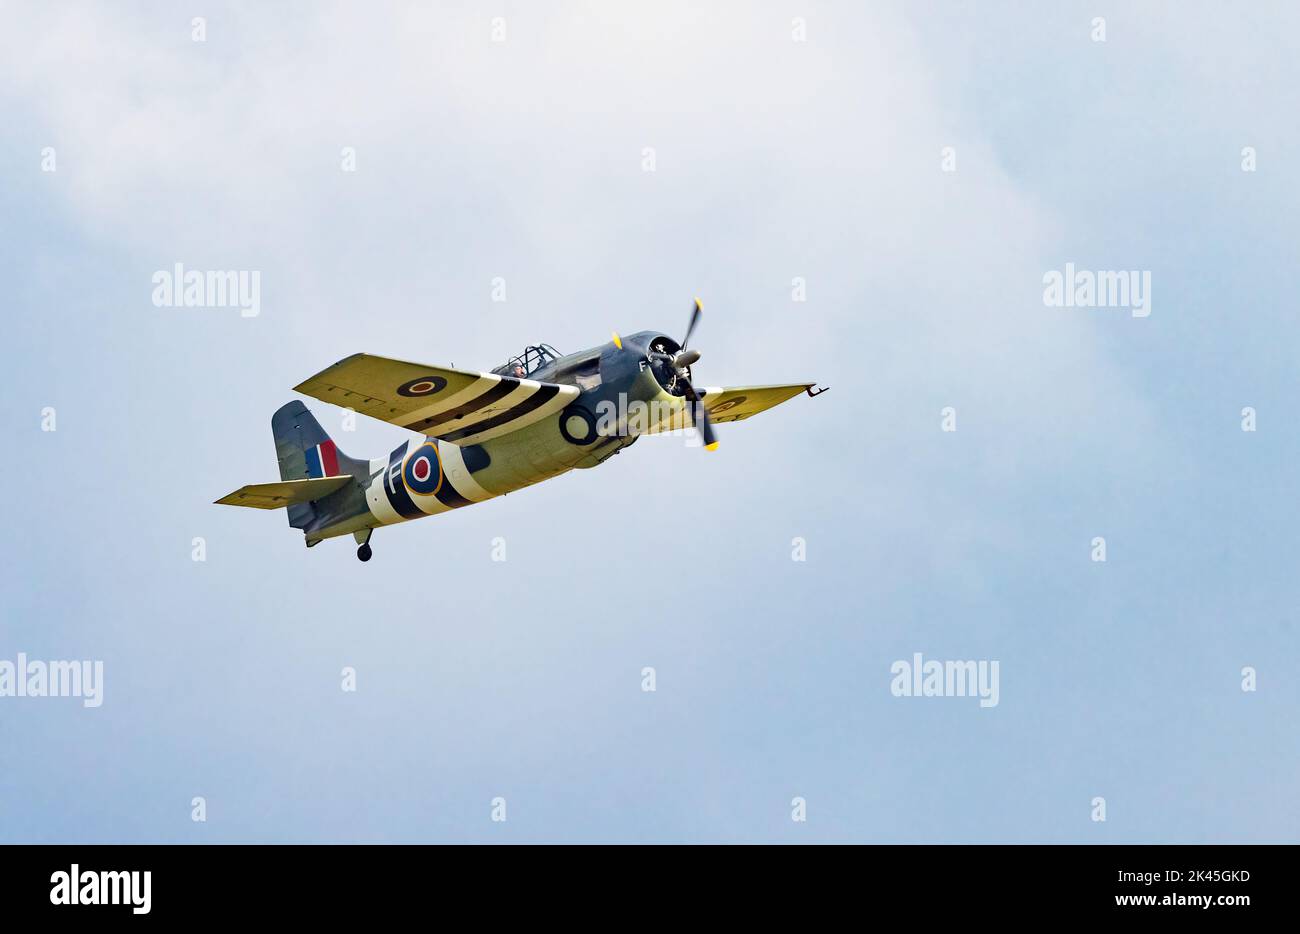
[9,2,1292,842]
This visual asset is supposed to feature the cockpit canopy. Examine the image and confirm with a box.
[491,344,562,377]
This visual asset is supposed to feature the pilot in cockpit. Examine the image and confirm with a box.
[513,363,526,378]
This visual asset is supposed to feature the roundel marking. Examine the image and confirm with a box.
[401,442,444,496]
[397,375,449,397]
[709,396,746,415]
[559,404,599,446]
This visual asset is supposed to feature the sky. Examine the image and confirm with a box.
[1,1,1297,843]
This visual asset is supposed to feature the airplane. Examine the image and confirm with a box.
[216,300,826,561]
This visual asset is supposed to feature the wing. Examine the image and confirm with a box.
[647,383,816,432]
[214,476,351,510]
[293,353,578,445]
[698,384,815,422]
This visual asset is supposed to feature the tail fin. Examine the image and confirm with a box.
[271,401,366,529]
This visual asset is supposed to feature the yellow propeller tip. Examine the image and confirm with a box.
[705,441,719,451]
[611,331,622,349]
[694,297,703,311]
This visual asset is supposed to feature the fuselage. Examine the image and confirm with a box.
[303,332,688,545]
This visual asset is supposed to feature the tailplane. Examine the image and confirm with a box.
[215,401,367,530]
[215,476,351,510]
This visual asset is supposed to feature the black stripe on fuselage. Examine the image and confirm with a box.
[433,477,474,510]
[401,378,520,431]
[382,441,423,519]
[438,384,560,443]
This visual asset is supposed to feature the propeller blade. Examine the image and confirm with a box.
[611,331,623,350]
[681,379,718,451]
[698,405,718,451]
[681,298,703,350]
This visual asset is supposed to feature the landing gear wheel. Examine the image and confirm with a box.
[357,543,372,562]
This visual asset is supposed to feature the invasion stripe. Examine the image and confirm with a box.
[433,479,474,510]
[437,442,494,502]
[397,374,499,430]
[366,456,403,525]
[449,390,571,445]
[402,378,520,432]
[382,442,423,520]
[438,384,561,443]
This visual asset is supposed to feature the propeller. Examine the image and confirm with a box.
[673,298,716,451]
[616,298,718,450]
